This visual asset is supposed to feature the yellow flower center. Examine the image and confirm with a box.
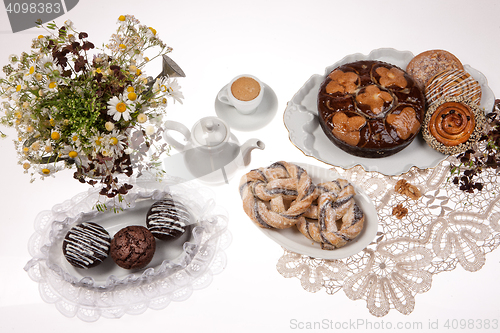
[23,162,30,170]
[16,84,22,92]
[71,135,78,142]
[68,151,78,158]
[149,27,157,35]
[128,92,137,101]
[136,69,142,76]
[127,86,135,92]
[28,66,35,75]
[35,73,43,81]
[96,136,103,146]
[116,102,127,113]
[118,15,126,21]
[119,43,126,50]
[51,131,60,140]
[27,125,34,132]
[110,137,119,145]
[48,82,57,89]
[160,84,168,93]
[49,118,55,126]
[38,35,44,39]
[45,145,52,153]
[42,168,51,175]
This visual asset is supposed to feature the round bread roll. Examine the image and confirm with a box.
[406,49,463,90]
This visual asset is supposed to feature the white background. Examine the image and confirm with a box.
[1,0,499,332]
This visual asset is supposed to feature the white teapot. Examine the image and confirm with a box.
[163,116,264,184]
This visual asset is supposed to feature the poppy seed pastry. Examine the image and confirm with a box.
[62,222,111,269]
[146,199,192,241]
[110,225,156,270]
[318,60,426,158]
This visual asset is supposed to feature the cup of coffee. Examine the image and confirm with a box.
[217,75,264,114]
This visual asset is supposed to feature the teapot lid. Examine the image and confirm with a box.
[192,117,228,147]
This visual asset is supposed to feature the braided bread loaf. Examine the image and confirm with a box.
[297,180,365,249]
[240,162,365,250]
[239,161,319,229]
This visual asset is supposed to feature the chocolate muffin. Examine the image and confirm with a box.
[110,225,156,270]
[146,199,192,241]
[318,60,426,158]
[62,222,111,269]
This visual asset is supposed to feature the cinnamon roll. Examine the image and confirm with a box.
[422,97,486,155]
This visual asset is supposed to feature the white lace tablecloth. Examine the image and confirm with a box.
[277,135,500,317]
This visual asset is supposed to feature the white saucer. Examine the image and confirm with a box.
[215,82,278,131]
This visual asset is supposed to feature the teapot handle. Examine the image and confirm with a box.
[163,120,191,151]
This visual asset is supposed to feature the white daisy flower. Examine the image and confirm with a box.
[37,163,62,178]
[152,77,169,95]
[61,145,81,160]
[24,62,37,80]
[166,78,184,104]
[42,78,61,95]
[107,129,127,156]
[38,55,57,71]
[107,94,135,121]
[64,19,75,31]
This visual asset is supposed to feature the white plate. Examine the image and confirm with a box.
[283,48,495,176]
[25,176,231,321]
[258,163,379,259]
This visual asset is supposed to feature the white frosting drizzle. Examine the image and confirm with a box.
[63,222,110,269]
[147,199,191,237]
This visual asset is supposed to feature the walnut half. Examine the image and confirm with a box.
[395,179,421,200]
[392,203,408,219]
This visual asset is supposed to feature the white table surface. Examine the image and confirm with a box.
[1,1,499,332]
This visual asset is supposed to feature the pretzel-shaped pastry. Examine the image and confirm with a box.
[239,161,319,229]
[297,180,365,249]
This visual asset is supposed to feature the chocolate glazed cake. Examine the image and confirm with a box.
[146,199,192,241]
[62,222,111,269]
[317,60,426,158]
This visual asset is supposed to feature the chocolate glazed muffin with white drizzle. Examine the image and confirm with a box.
[62,222,111,269]
[146,198,192,241]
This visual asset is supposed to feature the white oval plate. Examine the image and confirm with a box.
[283,48,495,176]
[258,163,378,259]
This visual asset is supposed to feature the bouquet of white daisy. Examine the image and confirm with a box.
[0,15,183,209]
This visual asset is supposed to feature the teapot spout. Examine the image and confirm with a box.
[240,139,265,166]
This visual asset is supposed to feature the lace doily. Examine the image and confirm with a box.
[277,137,500,317]
[24,175,231,321]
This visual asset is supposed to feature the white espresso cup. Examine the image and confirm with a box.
[217,75,264,114]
